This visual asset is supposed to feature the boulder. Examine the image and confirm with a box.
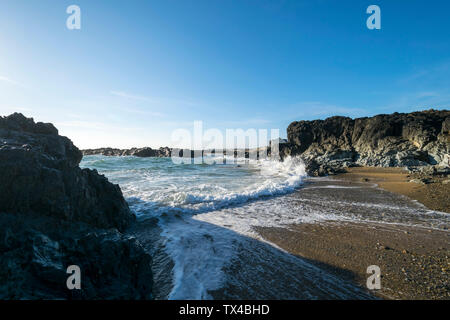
[284,110,450,175]
[132,147,157,157]
[0,113,153,299]
[0,113,133,231]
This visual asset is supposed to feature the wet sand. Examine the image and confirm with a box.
[256,167,449,300]
[337,167,450,214]
[131,167,449,300]
[256,222,449,299]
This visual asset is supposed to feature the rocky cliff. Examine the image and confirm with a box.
[0,113,153,299]
[281,109,450,176]
[82,146,171,157]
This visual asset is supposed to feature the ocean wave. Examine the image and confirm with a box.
[126,156,307,216]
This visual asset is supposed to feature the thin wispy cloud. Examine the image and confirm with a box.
[290,102,367,119]
[56,120,147,132]
[223,118,272,126]
[159,120,198,127]
[380,91,450,113]
[0,76,20,86]
[110,90,204,108]
[110,91,168,117]
[56,120,107,130]
[0,105,32,115]
[386,60,450,112]
[116,106,166,117]
[397,61,450,85]
[110,91,157,103]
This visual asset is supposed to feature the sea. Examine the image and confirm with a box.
[80,155,449,299]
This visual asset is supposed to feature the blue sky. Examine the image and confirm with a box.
[0,0,449,148]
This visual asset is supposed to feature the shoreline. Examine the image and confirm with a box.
[255,221,449,300]
[254,167,449,300]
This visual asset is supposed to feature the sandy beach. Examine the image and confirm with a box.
[337,167,450,214]
[255,167,449,300]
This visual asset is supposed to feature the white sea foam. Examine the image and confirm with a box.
[118,156,308,217]
[304,185,362,189]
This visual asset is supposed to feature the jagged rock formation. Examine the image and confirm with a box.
[0,113,153,299]
[281,110,450,176]
[82,147,171,157]
[82,146,271,161]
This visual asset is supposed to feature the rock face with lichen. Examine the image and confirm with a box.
[281,110,450,176]
[0,113,153,299]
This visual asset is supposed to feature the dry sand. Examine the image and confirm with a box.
[338,167,450,213]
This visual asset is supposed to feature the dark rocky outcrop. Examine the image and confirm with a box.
[0,113,153,299]
[82,146,171,158]
[82,146,269,161]
[282,110,450,176]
